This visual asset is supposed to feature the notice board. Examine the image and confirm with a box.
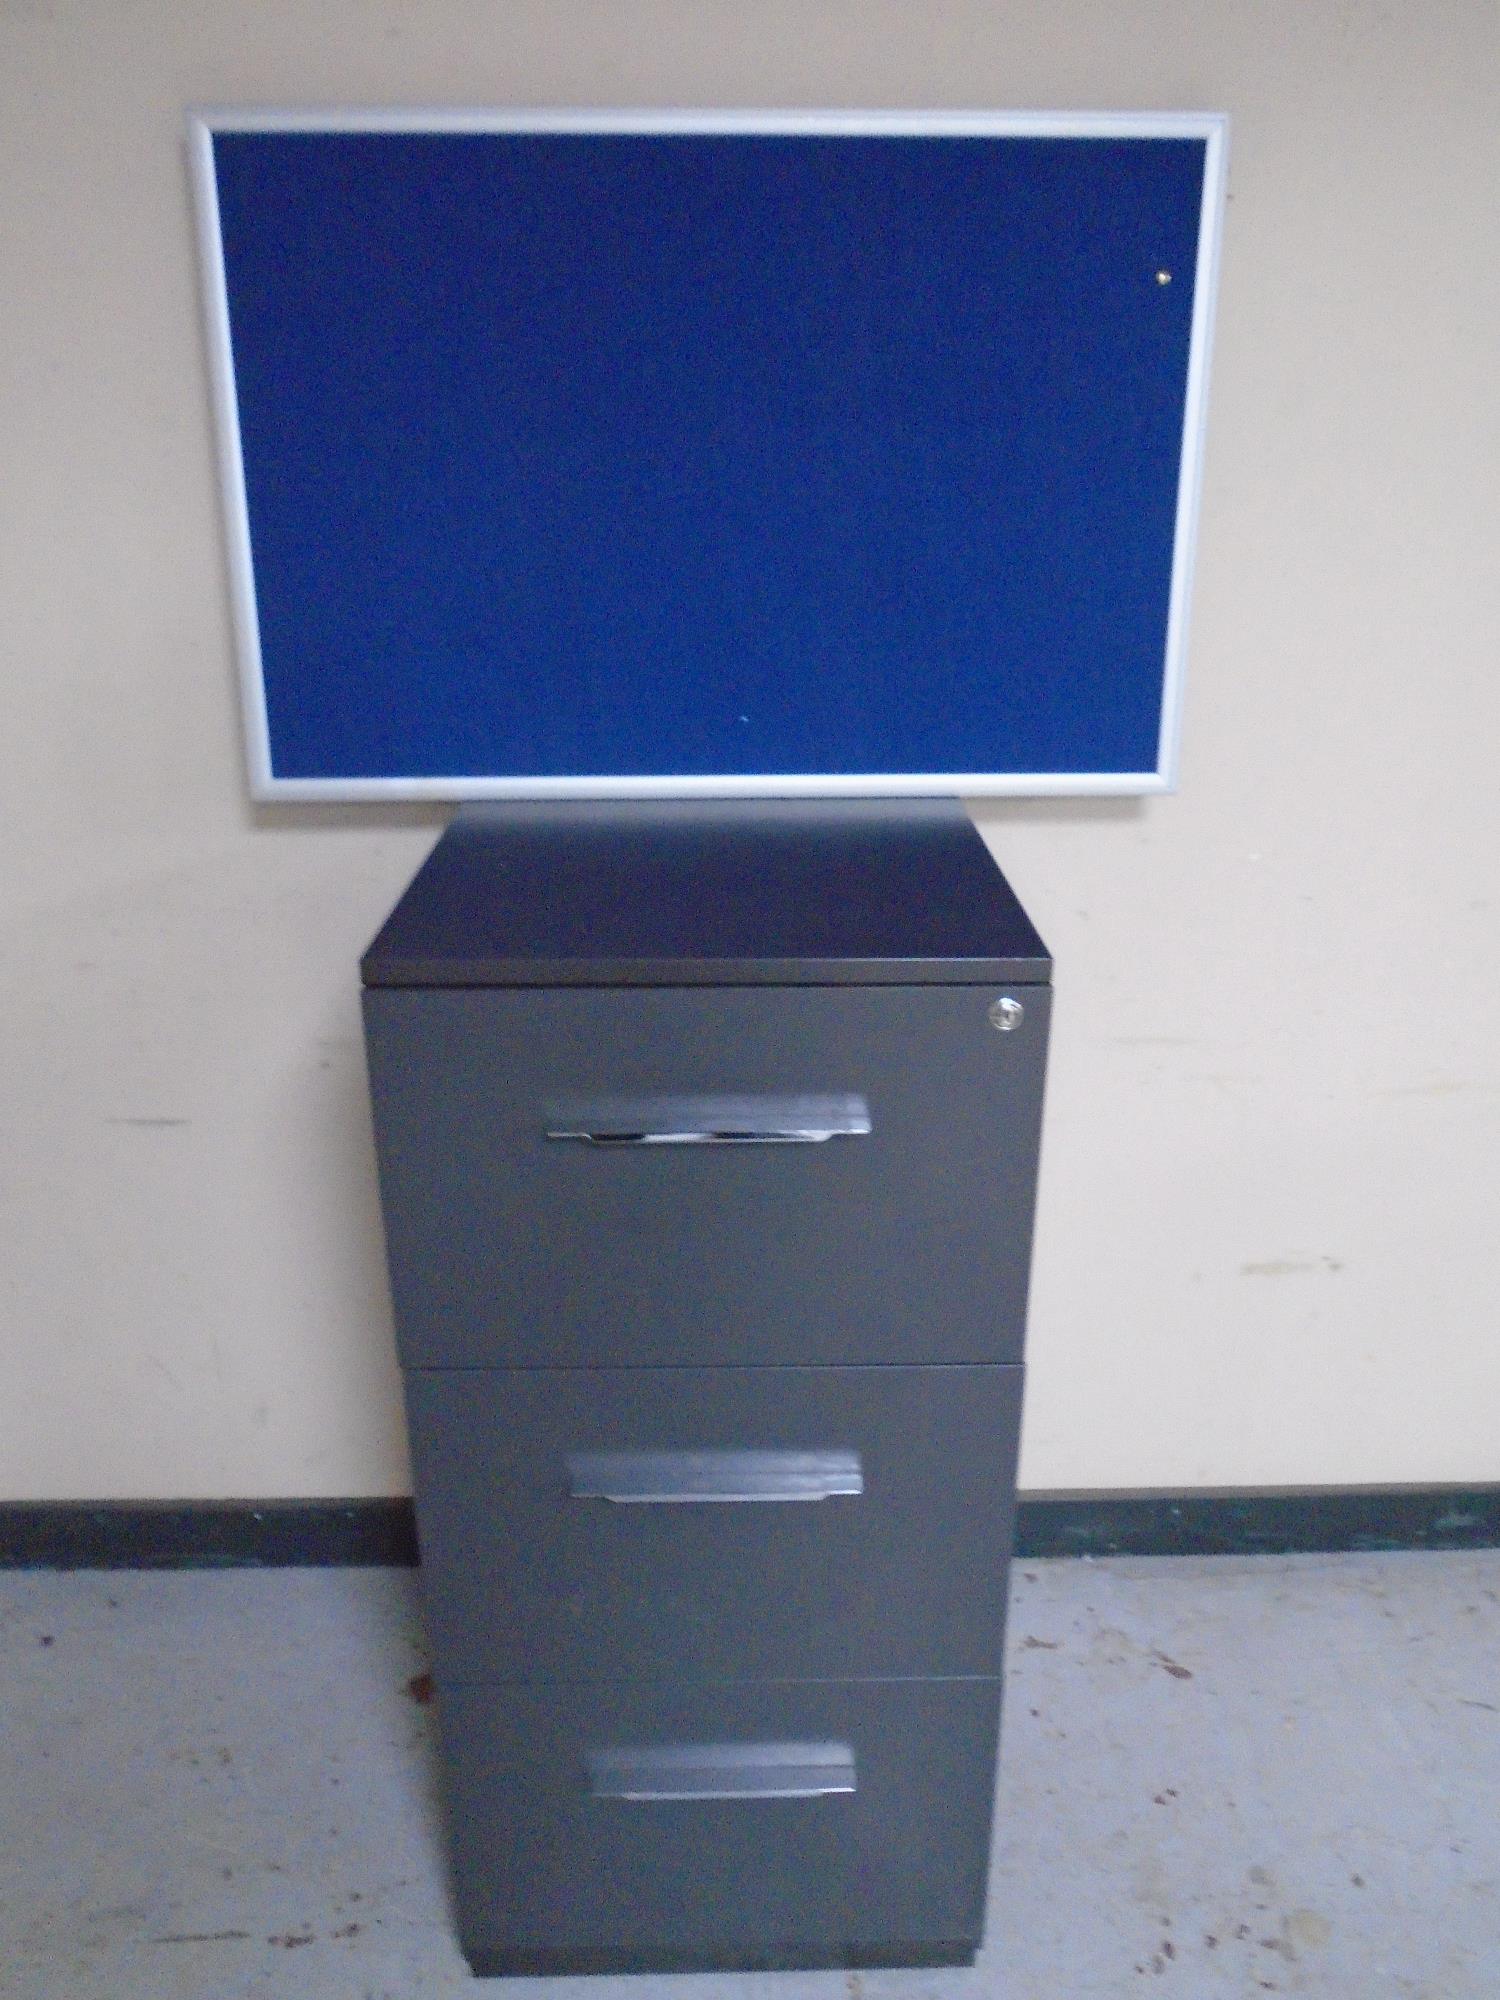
[191,111,1227,799]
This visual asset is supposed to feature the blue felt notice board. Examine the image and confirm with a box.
[190,112,1227,798]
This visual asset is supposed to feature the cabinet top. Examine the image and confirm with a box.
[361,799,1050,988]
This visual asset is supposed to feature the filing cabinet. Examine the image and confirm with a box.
[361,797,1050,1975]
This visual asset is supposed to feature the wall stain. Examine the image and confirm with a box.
[1376,1079,1485,1097]
[1105,1036,1198,1048]
[1241,1257,1343,1277]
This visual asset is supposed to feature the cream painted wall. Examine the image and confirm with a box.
[2,1,1496,1500]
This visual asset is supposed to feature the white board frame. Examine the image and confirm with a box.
[188,107,1229,802]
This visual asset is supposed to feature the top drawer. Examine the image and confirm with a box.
[364,983,1048,1368]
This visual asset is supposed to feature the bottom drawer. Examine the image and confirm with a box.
[439,1677,1001,1975]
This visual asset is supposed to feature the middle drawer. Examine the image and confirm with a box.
[407,1364,1022,1683]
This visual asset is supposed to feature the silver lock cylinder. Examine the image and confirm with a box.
[988,996,1024,1032]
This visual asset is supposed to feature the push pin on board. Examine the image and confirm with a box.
[1156,269,1172,285]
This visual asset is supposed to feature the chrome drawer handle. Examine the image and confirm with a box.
[567,1448,863,1504]
[544,1093,871,1146]
[588,1741,857,1802]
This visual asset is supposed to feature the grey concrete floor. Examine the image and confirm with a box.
[3,1551,1498,1998]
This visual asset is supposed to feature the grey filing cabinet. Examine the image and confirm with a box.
[361,798,1051,1977]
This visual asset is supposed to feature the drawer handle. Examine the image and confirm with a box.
[588,1740,857,1802]
[567,1448,863,1504]
[544,1093,871,1146]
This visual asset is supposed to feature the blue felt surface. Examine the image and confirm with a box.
[211,129,1205,781]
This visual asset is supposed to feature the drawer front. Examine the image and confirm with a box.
[408,1364,1022,1682]
[438,1677,1001,1972]
[364,982,1049,1367]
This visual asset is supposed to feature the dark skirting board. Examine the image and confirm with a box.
[3,1491,1497,1568]
[1013,1489,1500,1559]
[0,1499,419,1569]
